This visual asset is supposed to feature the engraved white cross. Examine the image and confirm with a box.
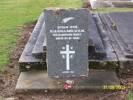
[60,44,75,71]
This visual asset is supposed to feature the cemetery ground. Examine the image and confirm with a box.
[0,22,133,100]
[0,0,133,99]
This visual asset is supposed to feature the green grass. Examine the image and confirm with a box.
[0,0,83,71]
[128,91,133,100]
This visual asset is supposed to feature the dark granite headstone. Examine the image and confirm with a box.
[45,9,89,77]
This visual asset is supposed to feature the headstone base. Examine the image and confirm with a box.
[16,70,120,93]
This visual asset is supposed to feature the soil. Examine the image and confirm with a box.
[0,22,132,100]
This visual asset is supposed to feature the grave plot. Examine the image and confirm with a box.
[19,9,116,73]
[19,12,46,71]
[90,0,133,9]
[16,8,133,92]
[99,12,133,74]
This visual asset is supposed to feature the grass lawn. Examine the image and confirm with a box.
[128,91,133,100]
[0,0,83,71]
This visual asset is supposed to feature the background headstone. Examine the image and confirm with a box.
[90,0,133,9]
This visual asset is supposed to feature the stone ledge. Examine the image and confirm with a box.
[16,70,120,93]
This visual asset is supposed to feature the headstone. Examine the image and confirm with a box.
[45,9,89,77]
[90,0,133,9]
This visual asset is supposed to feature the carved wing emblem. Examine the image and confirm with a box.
[61,17,74,23]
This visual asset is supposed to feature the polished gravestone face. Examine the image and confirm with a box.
[45,9,89,77]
